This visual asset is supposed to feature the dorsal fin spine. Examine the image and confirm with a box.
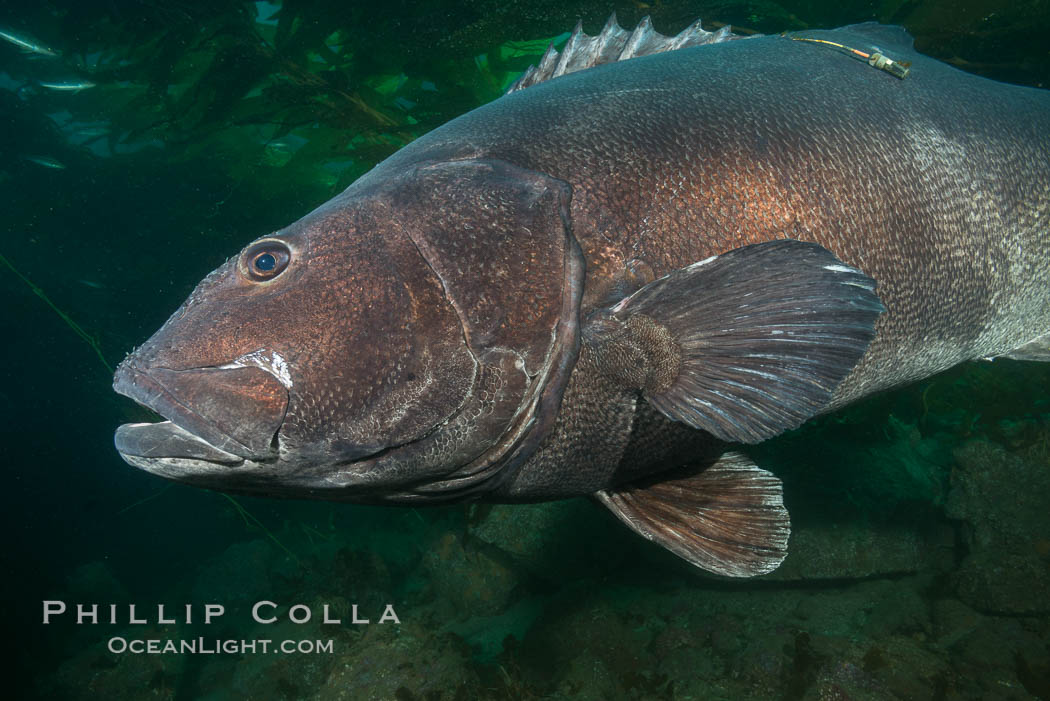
[621,16,652,60]
[552,20,582,79]
[505,14,740,94]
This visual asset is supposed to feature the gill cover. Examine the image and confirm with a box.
[328,158,585,500]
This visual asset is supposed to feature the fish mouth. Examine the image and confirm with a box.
[113,360,289,474]
[112,360,428,499]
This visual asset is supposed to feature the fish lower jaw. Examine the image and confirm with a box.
[116,449,364,500]
[115,419,245,464]
[116,448,289,492]
[119,452,244,479]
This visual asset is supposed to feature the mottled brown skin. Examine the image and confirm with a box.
[363,25,1050,499]
[380,25,1049,398]
[115,24,1048,509]
[114,159,583,498]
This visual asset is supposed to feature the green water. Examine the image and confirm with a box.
[2,1,1048,699]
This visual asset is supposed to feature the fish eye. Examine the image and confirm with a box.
[243,240,291,282]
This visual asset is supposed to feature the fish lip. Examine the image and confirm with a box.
[114,421,244,465]
[113,362,263,461]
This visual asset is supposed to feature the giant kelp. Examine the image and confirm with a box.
[3,0,1047,225]
[3,0,570,200]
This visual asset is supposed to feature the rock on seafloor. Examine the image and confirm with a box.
[759,518,950,581]
[468,490,948,583]
[947,440,1050,614]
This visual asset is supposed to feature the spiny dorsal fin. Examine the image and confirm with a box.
[506,14,736,94]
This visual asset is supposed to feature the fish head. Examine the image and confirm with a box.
[114,158,583,502]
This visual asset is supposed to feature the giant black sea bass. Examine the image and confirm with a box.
[113,19,1050,577]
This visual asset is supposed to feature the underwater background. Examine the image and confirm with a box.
[2,0,1049,698]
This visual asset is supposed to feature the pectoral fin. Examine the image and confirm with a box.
[596,452,789,577]
[585,239,884,443]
